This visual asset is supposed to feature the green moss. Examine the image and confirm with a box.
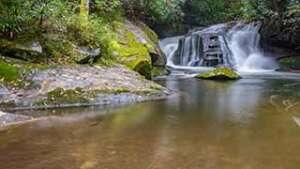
[151,66,168,77]
[107,30,152,78]
[36,87,89,106]
[35,85,161,106]
[279,57,300,70]
[196,67,241,80]
[0,60,20,82]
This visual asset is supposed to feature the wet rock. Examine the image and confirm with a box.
[0,65,169,109]
[0,85,9,98]
[196,67,241,80]
[0,111,32,126]
[72,45,101,64]
[173,25,232,67]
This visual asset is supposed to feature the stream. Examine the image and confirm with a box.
[0,76,300,169]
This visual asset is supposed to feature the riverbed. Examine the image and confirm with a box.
[0,74,300,169]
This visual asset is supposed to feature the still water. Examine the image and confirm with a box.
[0,76,300,169]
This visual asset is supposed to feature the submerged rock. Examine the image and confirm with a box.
[0,111,32,126]
[196,67,241,80]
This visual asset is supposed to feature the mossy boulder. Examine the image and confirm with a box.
[196,67,241,80]
[107,20,166,79]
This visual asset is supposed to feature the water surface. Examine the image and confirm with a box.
[0,76,300,169]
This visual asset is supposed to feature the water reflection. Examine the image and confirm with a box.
[163,78,268,123]
[0,78,300,169]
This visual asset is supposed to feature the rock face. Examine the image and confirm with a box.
[196,67,241,80]
[261,20,300,56]
[107,20,166,79]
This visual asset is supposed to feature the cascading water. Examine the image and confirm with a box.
[160,22,279,72]
[228,22,278,72]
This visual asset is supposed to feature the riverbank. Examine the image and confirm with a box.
[0,64,172,127]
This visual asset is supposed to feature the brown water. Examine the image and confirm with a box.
[0,77,300,169]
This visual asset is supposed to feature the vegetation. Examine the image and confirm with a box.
[196,67,241,80]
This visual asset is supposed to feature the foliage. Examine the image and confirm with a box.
[182,0,227,26]
[123,0,184,25]
[93,0,122,14]
[0,0,29,39]
[0,59,20,82]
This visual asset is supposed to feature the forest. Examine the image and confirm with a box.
[0,1,300,169]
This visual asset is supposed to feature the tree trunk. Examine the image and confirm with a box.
[80,0,90,27]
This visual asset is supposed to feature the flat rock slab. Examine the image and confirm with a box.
[0,111,32,126]
[0,65,169,110]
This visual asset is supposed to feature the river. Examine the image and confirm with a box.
[0,74,300,169]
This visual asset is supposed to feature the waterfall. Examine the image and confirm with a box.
[160,22,278,72]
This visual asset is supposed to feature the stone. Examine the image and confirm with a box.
[196,67,241,80]
[0,40,44,61]
[108,20,166,79]
[72,45,101,64]
[0,85,9,98]
[0,111,32,126]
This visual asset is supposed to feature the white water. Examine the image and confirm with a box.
[159,22,279,73]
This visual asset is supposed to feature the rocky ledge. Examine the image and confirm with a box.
[0,65,171,111]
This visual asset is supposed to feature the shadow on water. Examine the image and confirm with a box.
[0,77,300,169]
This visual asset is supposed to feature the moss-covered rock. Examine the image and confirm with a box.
[196,67,241,80]
[107,31,152,78]
[106,19,166,79]
[151,66,169,77]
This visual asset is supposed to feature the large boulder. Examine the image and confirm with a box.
[107,20,166,79]
[0,39,44,61]
[196,67,241,80]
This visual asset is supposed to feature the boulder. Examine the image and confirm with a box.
[72,45,101,64]
[196,67,241,80]
[0,39,44,61]
[107,20,166,79]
